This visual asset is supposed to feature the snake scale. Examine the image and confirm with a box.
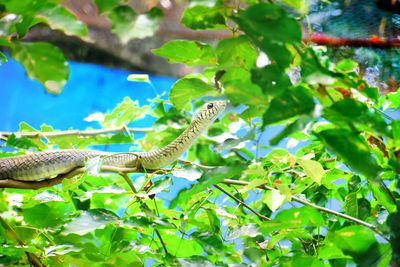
[0,101,226,181]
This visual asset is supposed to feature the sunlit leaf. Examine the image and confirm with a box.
[263,85,315,125]
[153,40,215,66]
[181,5,227,30]
[316,129,382,178]
[62,210,119,236]
[263,189,286,212]
[297,159,324,184]
[11,42,69,94]
[170,77,216,111]
[109,6,162,44]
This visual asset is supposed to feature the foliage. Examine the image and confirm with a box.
[0,0,162,94]
[1,0,400,266]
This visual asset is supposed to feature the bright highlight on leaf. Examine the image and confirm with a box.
[127,74,150,83]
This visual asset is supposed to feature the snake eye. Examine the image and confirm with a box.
[207,103,214,109]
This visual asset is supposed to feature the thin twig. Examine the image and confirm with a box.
[0,216,45,267]
[221,179,389,241]
[120,173,169,255]
[214,184,270,221]
[0,126,151,138]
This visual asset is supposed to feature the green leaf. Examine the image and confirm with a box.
[280,0,309,14]
[251,64,291,97]
[152,40,215,66]
[369,180,397,213]
[94,0,120,13]
[335,59,359,73]
[261,206,325,232]
[146,176,173,196]
[181,5,227,30]
[392,120,400,148]
[316,129,381,178]
[205,208,221,233]
[324,98,390,136]
[162,233,203,257]
[263,189,286,212]
[108,6,162,44]
[233,3,301,68]
[344,192,358,218]
[0,51,7,64]
[387,90,400,109]
[169,77,216,111]
[220,67,268,106]
[170,164,246,208]
[103,97,148,127]
[297,159,324,184]
[301,49,340,85]
[62,210,119,236]
[263,86,315,125]
[11,41,69,94]
[233,3,301,44]
[38,4,88,37]
[23,202,74,228]
[325,225,376,255]
[215,36,257,70]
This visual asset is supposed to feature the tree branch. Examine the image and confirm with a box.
[0,216,45,267]
[214,184,270,221]
[221,178,389,241]
[0,126,151,139]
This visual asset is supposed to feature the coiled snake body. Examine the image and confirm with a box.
[0,101,226,182]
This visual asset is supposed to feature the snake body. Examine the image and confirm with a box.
[0,101,226,181]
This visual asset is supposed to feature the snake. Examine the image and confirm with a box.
[0,101,226,182]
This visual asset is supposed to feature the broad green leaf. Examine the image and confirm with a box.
[335,59,359,73]
[301,49,340,85]
[369,180,397,213]
[280,254,325,267]
[11,41,69,94]
[220,67,268,105]
[316,129,382,178]
[263,86,315,125]
[251,64,291,97]
[318,243,350,260]
[344,192,358,218]
[205,208,221,233]
[169,77,216,111]
[261,206,324,232]
[215,36,257,70]
[0,51,7,64]
[62,210,119,236]
[387,90,400,109]
[297,159,324,184]
[5,134,41,150]
[181,5,227,30]
[324,98,391,136]
[392,120,400,148]
[38,4,88,37]
[146,176,173,196]
[152,40,215,66]
[263,189,286,212]
[192,231,224,252]
[23,202,74,228]
[170,164,246,208]
[233,3,301,43]
[325,225,376,255]
[109,6,162,44]
[233,3,301,68]
[94,0,120,13]
[103,97,148,127]
[238,179,267,194]
[162,233,203,257]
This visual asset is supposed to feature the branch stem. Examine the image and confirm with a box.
[0,126,151,139]
[214,184,270,221]
[221,179,388,241]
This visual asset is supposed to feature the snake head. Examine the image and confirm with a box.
[194,100,227,123]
